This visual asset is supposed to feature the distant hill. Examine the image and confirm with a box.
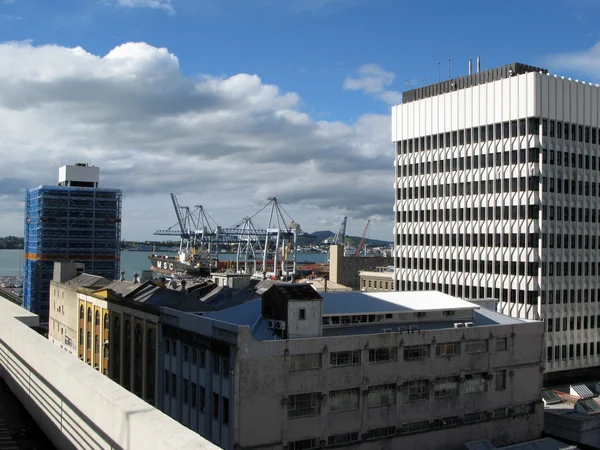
[307,230,391,246]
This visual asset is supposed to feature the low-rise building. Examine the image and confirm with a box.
[158,282,545,450]
[359,266,394,292]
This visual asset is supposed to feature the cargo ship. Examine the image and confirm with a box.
[148,252,212,276]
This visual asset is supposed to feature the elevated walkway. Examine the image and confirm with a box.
[0,293,220,450]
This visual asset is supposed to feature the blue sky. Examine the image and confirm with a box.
[0,0,599,240]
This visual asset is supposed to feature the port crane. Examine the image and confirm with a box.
[154,195,302,278]
[353,219,371,257]
[331,216,347,245]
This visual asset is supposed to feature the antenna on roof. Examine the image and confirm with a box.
[477,56,481,73]
[447,58,451,80]
[437,61,441,82]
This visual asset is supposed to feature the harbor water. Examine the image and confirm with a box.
[0,249,328,277]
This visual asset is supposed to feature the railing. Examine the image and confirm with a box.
[0,294,220,450]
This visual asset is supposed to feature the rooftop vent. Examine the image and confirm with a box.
[576,398,600,415]
[465,322,475,328]
[542,389,563,405]
[570,384,595,399]
[383,328,393,333]
[454,323,465,328]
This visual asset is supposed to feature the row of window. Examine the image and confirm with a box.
[398,177,540,200]
[322,310,458,328]
[287,370,504,418]
[163,372,230,424]
[164,339,230,378]
[400,257,539,277]
[399,232,540,249]
[287,340,506,371]
[398,280,539,305]
[547,342,600,361]
[543,261,600,278]
[398,148,539,176]
[288,402,536,450]
[397,118,540,155]
[547,316,600,333]
[79,305,110,329]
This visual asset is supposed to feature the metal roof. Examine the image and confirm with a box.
[542,390,563,405]
[570,384,595,399]
[464,437,577,450]
[576,398,600,414]
[320,291,478,315]
[65,274,110,289]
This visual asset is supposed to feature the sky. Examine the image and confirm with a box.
[0,0,600,241]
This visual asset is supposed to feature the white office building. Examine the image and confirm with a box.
[392,62,600,379]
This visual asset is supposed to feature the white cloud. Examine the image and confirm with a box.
[544,42,600,80]
[105,0,175,14]
[343,63,402,105]
[0,41,394,241]
[0,14,23,20]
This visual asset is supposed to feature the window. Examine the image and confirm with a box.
[368,347,397,363]
[87,307,92,323]
[191,383,197,408]
[213,356,220,375]
[299,308,306,320]
[365,427,397,439]
[436,342,459,356]
[404,345,430,360]
[95,310,100,326]
[222,359,230,379]
[288,393,320,418]
[288,353,321,371]
[327,433,359,446]
[104,313,109,330]
[495,370,507,390]
[288,438,319,450]
[401,379,429,402]
[330,350,361,366]
[329,388,359,413]
[367,384,396,407]
[184,345,189,362]
[79,305,84,320]
[164,370,169,393]
[465,340,488,354]
[213,393,219,419]
[463,411,487,424]
[183,380,189,404]
[200,387,206,411]
[191,348,197,365]
[86,331,91,349]
[223,397,229,424]
[463,373,488,394]
[171,374,177,396]
[434,377,459,398]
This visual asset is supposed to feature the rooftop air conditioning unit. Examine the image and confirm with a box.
[274,320,286,331]
[465,322,475,328]
[383,328,393,333]
[454,323,465,328]
[267,320,275,330]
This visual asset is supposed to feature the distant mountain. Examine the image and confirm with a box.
[309,230,335,242]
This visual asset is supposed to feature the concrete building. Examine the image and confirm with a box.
[158,282,544,450]
[392,62,600,381]
[23,163,122,326]
[359,266,394,292]
[329,244,393,288]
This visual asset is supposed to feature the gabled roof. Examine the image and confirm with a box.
[65,273,110,289]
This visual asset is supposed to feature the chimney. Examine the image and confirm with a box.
[468,59,472,75]
[120,271,125,282]
[324,277,328,292]
[477,57,481,73]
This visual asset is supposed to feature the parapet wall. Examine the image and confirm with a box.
[0,294,220,450]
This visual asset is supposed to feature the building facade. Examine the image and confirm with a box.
[159,283,544,450]
[23,163,122,326]
[359,267,394,292]
[392,63,600,378]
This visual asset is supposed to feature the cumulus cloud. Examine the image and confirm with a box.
[105,0,175,14]
[0,41,393,240]
[544,42,600,80]
[343,63,402,105]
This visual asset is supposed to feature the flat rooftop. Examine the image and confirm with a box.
[204,291,526,341]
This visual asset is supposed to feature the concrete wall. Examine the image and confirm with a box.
[359,271,394,292]
[49,280,79,355]
[330,245,393,288]
[234,319,544,449]
[0,295,220,450]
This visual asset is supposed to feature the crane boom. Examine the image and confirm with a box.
[170,193,189,237]
[354,219,370,257]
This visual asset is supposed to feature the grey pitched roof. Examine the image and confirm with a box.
[65,273,110,289]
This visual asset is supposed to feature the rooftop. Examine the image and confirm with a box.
[204,291,527,341]
[401,62,548,104]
